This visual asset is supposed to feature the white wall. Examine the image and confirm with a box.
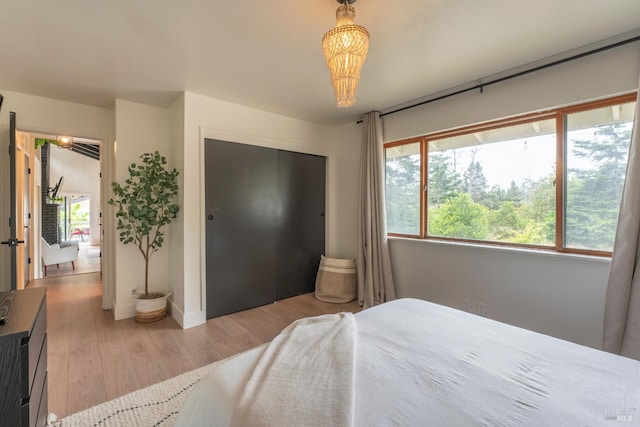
[384,42,640,142]
[0,90,114,140]
[50,145,101,245]
[172,92,334,328]
[113,99,170,320]
[332,42,640,348]
[168,94,186,322]
[0,90,115,305]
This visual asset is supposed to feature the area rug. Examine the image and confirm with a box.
[51,352,240,427]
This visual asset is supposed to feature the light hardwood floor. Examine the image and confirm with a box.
[29,273,361,418]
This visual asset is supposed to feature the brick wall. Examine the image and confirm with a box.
[40,143,59,244]
[41,205,59,244]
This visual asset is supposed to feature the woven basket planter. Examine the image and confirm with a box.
[135,291,172,323]
[314,256,357,303]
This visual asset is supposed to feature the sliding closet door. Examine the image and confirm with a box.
[276,150,326,300]
[205,139,278,318]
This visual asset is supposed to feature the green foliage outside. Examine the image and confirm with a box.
[108,151,180,296]
[385,153,420,235]
[59,198,91,240]
[385,123,631,251]
[70,202,90,231]
[35,138,55,149]
[430,193,490,239]
[565,124,631,251]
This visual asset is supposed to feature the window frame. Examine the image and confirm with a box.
[384,93,637,257]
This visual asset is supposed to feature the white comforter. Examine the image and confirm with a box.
[231,312,356,426]
[175,298,640,426]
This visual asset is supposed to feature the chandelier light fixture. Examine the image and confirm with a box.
[322,0,369,108]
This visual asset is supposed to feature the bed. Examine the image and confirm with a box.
[175,298,640,426]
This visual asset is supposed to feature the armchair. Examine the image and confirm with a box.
[41,237,78,276]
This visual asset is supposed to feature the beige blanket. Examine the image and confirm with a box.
[231,312,356,427]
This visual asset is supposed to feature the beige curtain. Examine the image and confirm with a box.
[356,111,396,308]
[603,76,640,360]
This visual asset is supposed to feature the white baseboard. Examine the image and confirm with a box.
[113,301,136,320]
[114,298,205,328]
[170,299,206,329]
[170,299,185,327]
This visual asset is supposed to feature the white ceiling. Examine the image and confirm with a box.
[1,1,639,127]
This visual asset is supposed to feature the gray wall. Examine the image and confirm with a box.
[390,238,610,348]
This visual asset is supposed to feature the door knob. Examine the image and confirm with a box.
[0,238,24,247]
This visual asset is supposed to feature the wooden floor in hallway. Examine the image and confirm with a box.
[28,273,361,418]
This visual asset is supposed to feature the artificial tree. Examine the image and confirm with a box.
[108,151,179,298]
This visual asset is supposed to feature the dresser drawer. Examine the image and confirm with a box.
[20,361,47,427]
[20,295,46,399]
[0,288,47,427]
[35,373,48,427]
[29,335,47,427]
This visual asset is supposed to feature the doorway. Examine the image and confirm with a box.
[33,133,102,279]
[22,154,30,287]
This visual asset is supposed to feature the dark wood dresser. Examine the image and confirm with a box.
[0,287,47,427]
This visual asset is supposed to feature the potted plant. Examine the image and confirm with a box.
[108,151,179,322]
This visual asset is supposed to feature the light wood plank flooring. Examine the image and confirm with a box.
[28,273,361,418]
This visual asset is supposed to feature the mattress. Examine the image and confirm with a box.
[175,298,640,426]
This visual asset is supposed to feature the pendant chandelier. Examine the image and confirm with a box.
[322,0,369,108]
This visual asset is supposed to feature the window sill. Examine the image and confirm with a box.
[387,235,612,263]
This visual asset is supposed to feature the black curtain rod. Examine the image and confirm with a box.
[357,34,640,124]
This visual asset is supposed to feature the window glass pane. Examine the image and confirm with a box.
[385,142,420,235]
[565,102,635,251]
[427,119,556,245]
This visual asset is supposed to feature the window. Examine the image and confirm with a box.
[564,103,635,252]
[428,118,556,245]
[384,94,636,255]
[58,195,91,242]
[385,141,421,235]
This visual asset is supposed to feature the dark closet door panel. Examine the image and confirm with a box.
[276,150,326,300]
[205,139,278,318]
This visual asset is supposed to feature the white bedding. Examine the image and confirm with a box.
[175,298,640,426]
[232,312,356,426]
